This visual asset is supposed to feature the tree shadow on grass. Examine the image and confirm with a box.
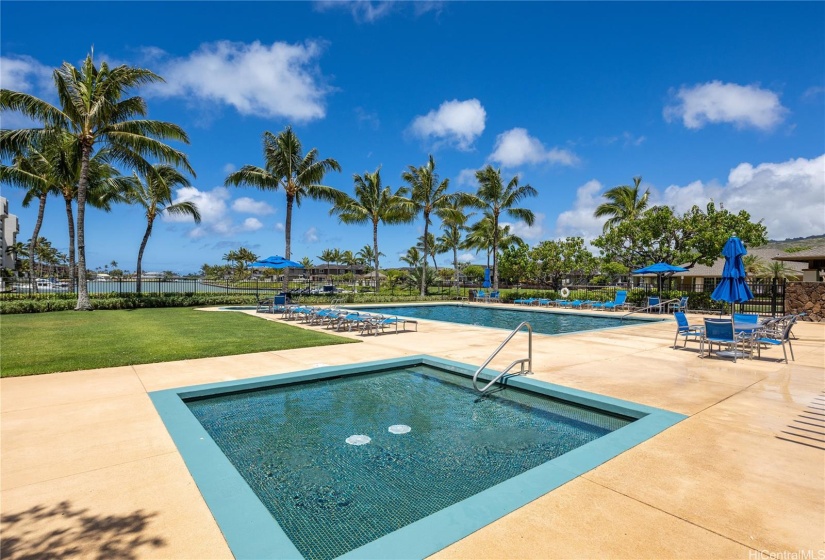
[1,500,165,559]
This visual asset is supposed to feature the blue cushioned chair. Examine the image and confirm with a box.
[673,312,703,349]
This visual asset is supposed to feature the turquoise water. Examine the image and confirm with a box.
[355,304,651,335]
[185,365,631,560]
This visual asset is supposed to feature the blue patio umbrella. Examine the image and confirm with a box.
[711,236,753,308]
[482,267,492,288]
[250,255,304,269]
[633,262,688,297]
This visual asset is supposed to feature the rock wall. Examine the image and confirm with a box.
[785,282,825,322]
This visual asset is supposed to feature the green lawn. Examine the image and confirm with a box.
[0,308,357,377]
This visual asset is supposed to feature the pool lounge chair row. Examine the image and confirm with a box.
[257,299,417,336]
[513,291,633,311]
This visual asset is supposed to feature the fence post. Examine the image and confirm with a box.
[770,278,777,318]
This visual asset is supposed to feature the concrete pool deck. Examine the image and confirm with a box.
[1,306,823,559]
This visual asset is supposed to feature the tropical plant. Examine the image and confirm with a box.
[1,51,194,310]
[402,155,457,296]
[416,232,439,272]
[529,237,598,289]
[400,246,422,268]
[318,248,342,277]
[760,260,800,281]
[340,250,362,291]
[594,176,650,231]
[356,244,382,275]
[464,166,536,289]
[225,126,343,291]
[127,164,200,293]
[299,256,314,269]
[435,196,469,293]
[330,168,413,291]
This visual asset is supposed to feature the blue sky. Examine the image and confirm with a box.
[2,1,824,274]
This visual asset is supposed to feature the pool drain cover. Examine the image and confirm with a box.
[388,425,411,434]
[345,435,371,445]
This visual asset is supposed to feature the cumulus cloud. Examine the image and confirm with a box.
[488,128,578,168]
[232,197,275,215]
[0,55,53,92]
[223,163,236,174]
[149,40,330,121]
[303,227,319,243]
[458,252,476,263]
[456,168,479,187]
[501,212,545,242]
[409,99,486,151]
[663,80,787,131]
[659,155,824,240]
[555,181,606,241]
[275,223,285,232]
[165,186,271,237]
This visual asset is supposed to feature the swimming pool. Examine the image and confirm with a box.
[151,356,684,559]
[352,303,659,335]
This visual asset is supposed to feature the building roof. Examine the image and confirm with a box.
[672,247,806,278]
[771,245,825,262]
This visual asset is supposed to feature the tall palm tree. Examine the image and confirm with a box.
[416,232,439,272]
[1,51,194,310]
[127,164,200,293]
[400,246,422,268]
[340,249,361,291]
[0,142,59,289]
[330,168,413,291]
[402,155,457,296]
[436,196,469,293]
[225,126,343,291]
[465,166,536,289]
[318,248,340,279]
[594,176,649,232]
[356,244,383,274]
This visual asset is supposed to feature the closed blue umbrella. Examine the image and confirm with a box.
[711,236,753,306]
[633,262,688,297]
[482,267,492,288]
[251,255,304,269]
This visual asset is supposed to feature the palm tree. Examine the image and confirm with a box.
[416,232,439,272]
[299,256,314,269]
[225,126,343,291]
[1,51,193,310]
[356,244,383,273]
[594,176,649,232]
[436,197,469,293]
[127,164,200,293]
[465,166,536,289]
[318,248,340,280]
[402,155,458,296]
[340,249,361,291]
[330,168,413,291]
[762,260,800,281]
[0,142,59,288]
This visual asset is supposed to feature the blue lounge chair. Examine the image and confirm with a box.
[488,290,501,303]
[673,312,703,349]
[647,296,663,313]
[599,290,629,311]
[700,318,752,362]
[733,313,760,325]
[476,289,487,302]
[514,297,536,305]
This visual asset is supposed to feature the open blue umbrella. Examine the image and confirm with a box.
[633,262,688,297]
[482,267,492,288]
[711,236,753,308]
[250,255,304,269]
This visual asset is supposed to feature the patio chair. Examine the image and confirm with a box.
[256,297,274,313]
[700,318,752,362]
[754,316,796,363]
[488,290,501,303]
[647,296,663,314]
[673,312,703,349]
[514,297,536,305]
[667,296,689,314]
[733,313,760,325]
[476,289,488,302]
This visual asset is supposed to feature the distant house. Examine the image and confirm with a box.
[1,196,19,275]
[95,273,111,281]
[773,246,825,282]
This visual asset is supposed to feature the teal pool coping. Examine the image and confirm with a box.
[150,355,686,560]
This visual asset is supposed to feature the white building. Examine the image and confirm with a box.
[1,196,20,275]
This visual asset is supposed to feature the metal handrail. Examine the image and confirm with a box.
[620,298,680,320]
[472,321,533,393]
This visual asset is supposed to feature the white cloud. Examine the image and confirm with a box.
[314,0,394,22]
[223,163,236,174]
[555,180,606,241]
[456,168,478,187]
[275,223,285,232]
[458,252,476,263]
[409,99,486,151]
[501,212,545,242]
[164,186,271,237]
[232,197,275,215]
[303,227,319,243]
[0,55,53,92]
[658,154,825,240]
[488,128,578,168]
[150,40,329,121]
[664,80,787,131]
[241,217,263,231]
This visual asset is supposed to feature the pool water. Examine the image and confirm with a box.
[185,364,632,560]
[355,304,653,335]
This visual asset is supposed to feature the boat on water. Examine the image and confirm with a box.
[35,279,70,292]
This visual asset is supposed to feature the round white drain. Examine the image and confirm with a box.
[388,424,411,434]
[345,434,371,445]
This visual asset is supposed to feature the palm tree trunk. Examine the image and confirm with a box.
[283,194,294,293]
[63,195,76,283]
[373,220,380,292]
[420,217,429,297]
[492,214,499,291]
[136,219,153,294]
[452,246,459,295]
[29,193,47,293]
[75,142,93,310]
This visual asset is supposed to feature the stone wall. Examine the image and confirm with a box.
[785,282,825,322]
